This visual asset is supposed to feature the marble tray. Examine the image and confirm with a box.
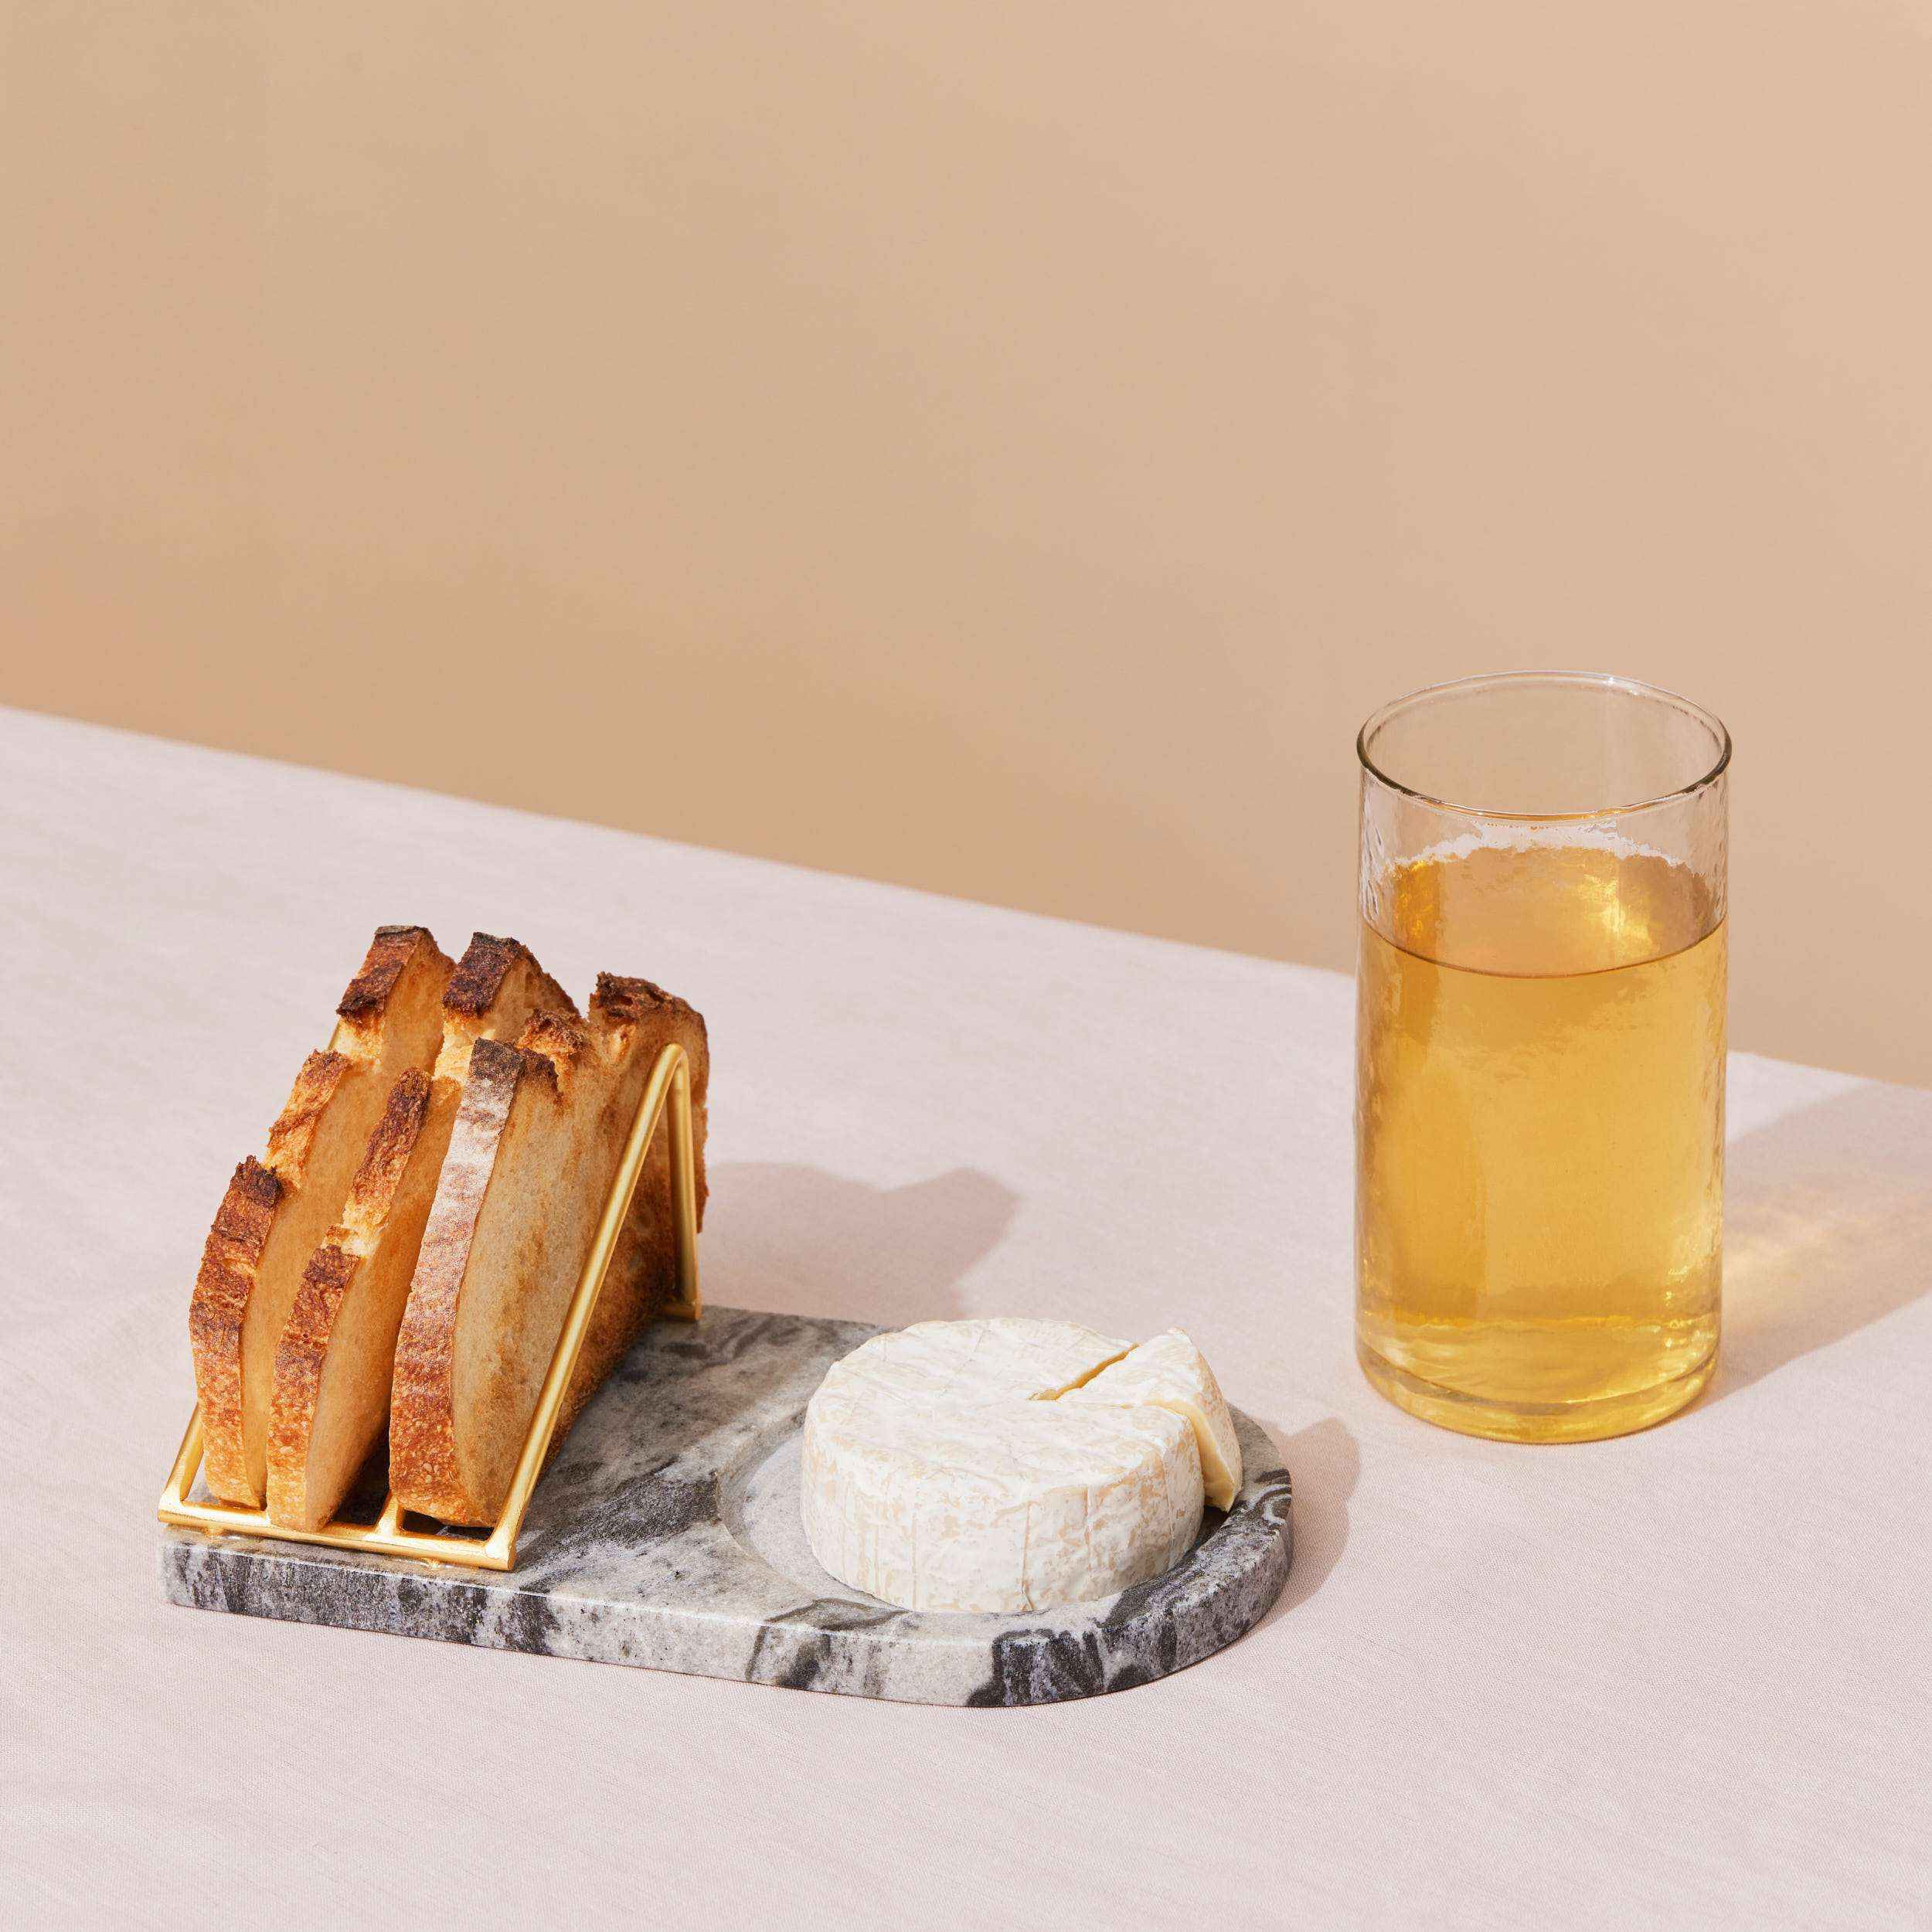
[159,1306,1294,1706]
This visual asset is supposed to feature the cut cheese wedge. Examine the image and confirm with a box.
[801,1317,1220,1614]
[1066,1327,1243,1510]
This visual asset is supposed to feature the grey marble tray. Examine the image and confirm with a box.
[159,1306,1294,1706]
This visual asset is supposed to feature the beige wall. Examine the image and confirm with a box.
[6,4,1930,1085]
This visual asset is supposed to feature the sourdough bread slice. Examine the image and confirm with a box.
[264,936,573,1530]
[389,975,709,1526]
[189,927,453,1505]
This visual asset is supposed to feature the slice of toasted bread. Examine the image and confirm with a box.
[389,975,709,1526]
[264,936,574,1530]
[189,927,454,1505]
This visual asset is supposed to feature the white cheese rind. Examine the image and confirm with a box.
[824,1316,1131,1410]
[800,1318,1204,1614]
[1065,1326,1245,1509]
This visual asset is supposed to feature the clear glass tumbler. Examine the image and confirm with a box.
[1355,672,1730,1443]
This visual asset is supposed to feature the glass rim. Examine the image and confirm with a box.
[1356,670,1732,822]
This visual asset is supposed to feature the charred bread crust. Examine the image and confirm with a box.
[190,1049,353,1502]
[189,1157,282,1502]
[335,925,439,1030]
[433,937,570,1090]
[265,1243,359,1521]
[342,1068,434,1239]
[267,1071,436,1526]
[391,977,709,1526]
[388,1037,529,1522]
[268,922,566,1531]
[590,974,710,1223]
[553,981,709,1430]
[589,972,688,1031]
[264,1049,355,1178]
[275,1243,358,1400]
[590,973,709,1087]
[679,1000,710,1226]
[445,933,577,1021]
[515,1007,592,1091]
[189,926,449,1506]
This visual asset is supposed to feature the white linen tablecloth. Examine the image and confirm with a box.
[3,706,1926,1928]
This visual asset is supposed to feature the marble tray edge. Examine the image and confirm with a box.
[158,1306,1294,1707]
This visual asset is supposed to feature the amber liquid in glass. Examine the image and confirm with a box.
[1355,842,1725,1441]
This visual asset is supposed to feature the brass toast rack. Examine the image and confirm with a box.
[158,1040,702,1573]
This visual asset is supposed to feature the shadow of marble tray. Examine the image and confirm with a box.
[159,1306,1294,1706]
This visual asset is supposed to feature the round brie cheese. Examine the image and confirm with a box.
[800,1317,1220,1614]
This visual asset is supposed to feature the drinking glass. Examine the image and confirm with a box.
[1355,672,1730,1442]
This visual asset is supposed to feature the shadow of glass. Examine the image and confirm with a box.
[702,1162,1021,1330]
[1710,1080,1932,1403]
[1246,1413,1359,1625]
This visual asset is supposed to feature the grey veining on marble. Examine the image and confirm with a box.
[159,1306,1294,1706]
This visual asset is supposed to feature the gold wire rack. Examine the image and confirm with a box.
[158,1040,701,1573]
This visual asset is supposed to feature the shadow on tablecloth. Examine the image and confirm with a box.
[1711,1080,1932,1405]
[1251,1413,1359,1627]
[699,1161,1020,1332]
